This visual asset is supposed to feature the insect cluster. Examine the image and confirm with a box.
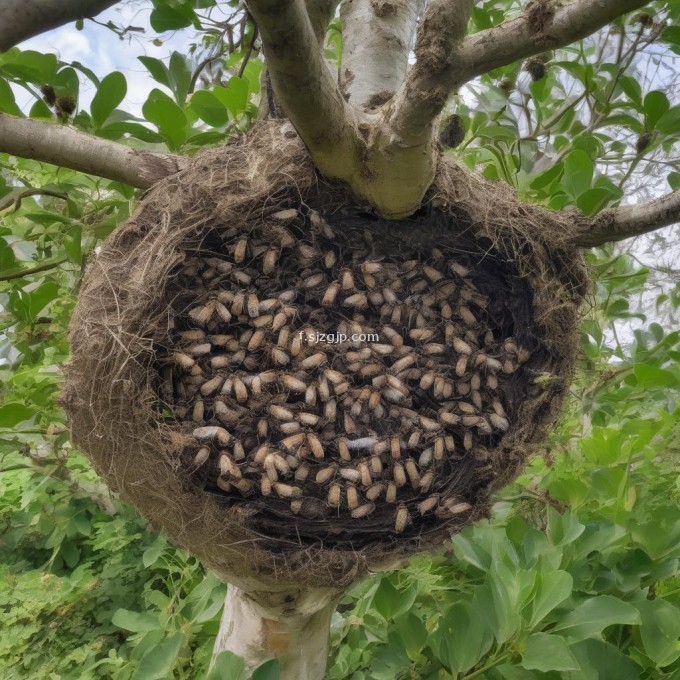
[156,205,538,546]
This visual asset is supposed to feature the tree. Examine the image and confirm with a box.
[1,1,679,679]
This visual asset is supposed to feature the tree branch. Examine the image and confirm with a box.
[571,190,680,247]
[386,0,472,145]
[449,0,650,90]
[0,114,187,188]
[246,0,360,191]
[304,0,340,42]
[339,0,424,109]
[0,0,119,52]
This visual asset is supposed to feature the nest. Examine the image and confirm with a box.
[63,121,589,589]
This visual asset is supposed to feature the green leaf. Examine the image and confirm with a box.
[168,51,192,105]
[372,577,417,620]
[529,162,564,190]
[150,5,196,31]
[395,613,428,661]
[568,639,642,680]
[656,106,680,135]
[579,186,624,215]
[437,602,493,674]
[637,599,680,666]
[90,72,127,129]
[213,77,249,117]
[64,225,82,264]
[190,90,229,127]
[205,651,246,680]
[251,658,280,680]
[562,150,593,201]
[0,403,35,427]
[0,49,58,84]
[553,596,641,642]
[527,570,573,627]
[644,91,670,129]
[131,632,184,680]
[138,56,171,88]
[521,633,580,672]
[9,281,59,322]
[142,88,188,150]
[0,78,22,116]
[112,608,162,633]
[634,364,677,388]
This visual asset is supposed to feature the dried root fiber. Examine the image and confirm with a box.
[63,121,589,588]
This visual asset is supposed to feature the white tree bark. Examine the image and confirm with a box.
[0,113,186,188]
[339,0,423,108]
[212,585,341,680]
[0,0,119,51]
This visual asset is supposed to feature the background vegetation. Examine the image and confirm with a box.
[1,1,679,678]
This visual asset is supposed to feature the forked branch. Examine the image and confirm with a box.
[246,0,360,175]
[572,190,680,247]
[0,114,186,188]
[449,0,649,90]
[386,0,472,146]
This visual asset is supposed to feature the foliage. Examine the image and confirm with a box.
[1,0,679,678]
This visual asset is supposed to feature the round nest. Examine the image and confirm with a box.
[63,121,589,589]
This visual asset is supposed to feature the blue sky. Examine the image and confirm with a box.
[17,2,196,115]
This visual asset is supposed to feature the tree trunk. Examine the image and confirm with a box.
[212,585,341,680]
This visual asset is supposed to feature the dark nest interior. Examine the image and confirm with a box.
[63,121,589,587]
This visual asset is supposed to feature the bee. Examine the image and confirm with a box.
[298,412,320,427]
[262,248,279,275]
[174,352,195,369]
[356,462,372,487]
[273,483,302,498]
[307,433,325,458]
[417,495,439,515]
[269,404,294,421]
[419,470,434,492]
[392,462,407,487]
[219,454,242,480]
[191,400,205,423]
[346,485,359,510]
[405,459,420,487]
[193,447,210,467]
[352,502,375,519]
[322,281,340,306]
[324,398,337,422]
[295,464,310,481]
[233,441,246,460]
[341,270,355,290]
[422,265,444,282]
[327,483,341,507]
[340,467,361,483]
[188,302,214,326]
[419,416,440,432]
[233,238,248,263]
[344,293,368,309]
[282,375,307,393]
[490,413,510,431]
[394,505,410,533]
[324,251,336,269]
[302,352,327,370]
[315,464,337,484]
[193,426,231,447]
[303,273,324,288]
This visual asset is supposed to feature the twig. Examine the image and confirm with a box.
[238,24,259,79]
[0,188,68,213]
[0,257,68,282]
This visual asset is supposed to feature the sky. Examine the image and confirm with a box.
[17,1,198,115]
